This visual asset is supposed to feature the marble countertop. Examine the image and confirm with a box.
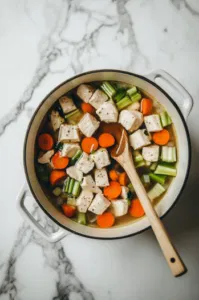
[1,0,199,299]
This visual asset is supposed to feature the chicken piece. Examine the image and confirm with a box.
[94,168,109,187]
[78,113,100,137]
[81,175,102,193]
[91,148,111,169]
[129,129,151,150]
[127,102,140,111]
[144,114,162,132]
[38,150,54,164]
[111,199,128,217]
[76,191,94,213]
[59,96,76,114]
[76,84,95,103]
[119,110,143,133]
[61,143,80,158]
[121,186,129,199]
[66,166,83,182]
[50,110,64,131]
[88,194,111,215]
[89,89,108,109]
[96,101,118,123]
[76,152,94,174]
[142,145,160,162]
[58,124,80,143]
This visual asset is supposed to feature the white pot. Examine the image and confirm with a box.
[17,69,193,242]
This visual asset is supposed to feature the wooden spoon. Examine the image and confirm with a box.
[101,122,186,277]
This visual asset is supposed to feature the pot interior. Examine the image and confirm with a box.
[24,70,190,238]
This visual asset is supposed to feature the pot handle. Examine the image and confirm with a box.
[17,184,67,243]
[145,69,193,120]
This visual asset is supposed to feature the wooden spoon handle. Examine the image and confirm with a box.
[123,158,186,277]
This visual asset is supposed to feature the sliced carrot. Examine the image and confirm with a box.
[129,199,145,218]
[81,102,95,114]
[62,204,76,218]
[38,133,54,151]
[81,137,98,154]
[50,170,66,185]
[118,172,129,186]
[51,152,69,169]
[98,133,115,148]
[104,181,122,200]
[141,98,153,115]
[97,212,115,228]
[109,170,119,181]
[152,129,170,145]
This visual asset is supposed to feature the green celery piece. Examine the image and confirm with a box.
[131,93,142,103]
[77,212,87,225]
[71,150,83,163]
[101,82,116,98]
[72,181,81,197]
[154,163,177,177]
[116,96,132,111]
[149,173,167,185]
[68,178,75,194]
[52,187,62,197]
[64,177,70,193]
[127,86,137,97]
[114,88,126,102]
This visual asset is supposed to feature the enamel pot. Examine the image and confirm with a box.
[17,69,193,242]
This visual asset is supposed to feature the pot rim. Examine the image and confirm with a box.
[23,69,192,240]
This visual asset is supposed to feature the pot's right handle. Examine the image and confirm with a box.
[17,184,67,243]
[146,69,193,120]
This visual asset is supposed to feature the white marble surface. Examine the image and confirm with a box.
[0,0,199,299]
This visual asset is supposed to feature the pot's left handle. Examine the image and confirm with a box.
[17,184,67,243]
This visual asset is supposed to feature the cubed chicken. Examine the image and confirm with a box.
[76,84,95,103]
[119,110,143,132]
[59,96,76,114]
[61,143,80,158]
[121,186,129,199]
[96,102,118,123]
[38,150,54,164]
[89,89,108,109]
[127,102,140,111]
[78,113,100,137]
[50,110,64,131]
[142,145,160,162]
[76,152,94,174]
[111,199,128,217]
[81,175,102,193]
[129,129,151,150]
[76,191,94,213]
[144,114,162,132]
[91,148,111,169]
[88,194,111,215]
[66,166,83,182]
[94,168,109,187]
[58,124,80,143]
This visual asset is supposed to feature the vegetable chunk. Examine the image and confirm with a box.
[111,199,128,217]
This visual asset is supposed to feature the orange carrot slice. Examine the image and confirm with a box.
[109,170,119,181]
[81,103,95,114]
[141,98,153,115]
[97,212,115,228]
[81,137,98,154]
[49,170,66,185]
[62,204,76,217]
[51,152,69,169]
[103,181,122,200]
[38,133,54,151]
[98,133,115,148]
[152,129,170,145]
[129,199,145,218]
[118,172,129,186]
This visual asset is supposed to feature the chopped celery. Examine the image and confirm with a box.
[77,212,87,225]
[114,88,126,102]
[67,196,76,206]
[68,178,75,194]
[135,160,146,168]
[145,160,152,167]
[131,93,142,103]
[71,150,83,163]
[150,162,158,171]
[72,181,81,197]
[116,96,132,111]
[128,183,134,193]
[148,183,166,201]
[65,109,83,124]
[155,163,177,177]
[64,177,70,193]
[127,199,131,207]
[127,86,137,97]
[133,151,143,163]
[160,111,172,127]
[52,187,62,197]
[149,173,167,185]
[101,82,116,98]
[161,146,177,163]
[141,174,150,184]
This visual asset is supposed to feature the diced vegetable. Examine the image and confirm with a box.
[98,133,115,148]
[145,160,152,167]
[61,143,81,158]
[133,151,145,168]
[128,183,134,193]
[116,96,132,111]
[66,166,83,182]
[141,174,150,184]
[67,196,76,206]
[130,93,142,103]
[38,133,54,151]
[52,187,62,197]
[64,177,70,193]
[154,163,177,177]
[103,181,122,200]
[109,170,119,181]
[81,175,102,193]
[51,152,69,169]
[141,98,153,115]
[160,111,172,127]
[118,172,129,186]
[50,170,66,186]
[81,137,99,154]
[111,199,128,217]
[114,88,126,102]
[150,162,158,171]
[152,129,170,145]
[65,109,83,125]
[149,173,167,185]
[101,81,116,98]
[97,212,115,228]
[77,212,87,225]
[126,86,137,97]
[72,181,81,197]
[62,204,76,217]
[161,146,177,163]
[148,183,166,201]
[68,178,75,194]
[71,149,83,163]
[129,199,145,218]
[81,103,95,114]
